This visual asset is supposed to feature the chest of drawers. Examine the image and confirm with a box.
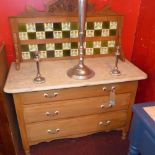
[4,57,147,155]
[13,81,137,155]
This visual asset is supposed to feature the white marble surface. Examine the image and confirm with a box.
[4,57,147,93]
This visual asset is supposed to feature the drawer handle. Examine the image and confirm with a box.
[99,120,111,126]
[109,86,116,107]
[45,111,59,117]
[47,128,60,134]
[102,87,107,91]
[44,92,59,98]
[100,104,112,109]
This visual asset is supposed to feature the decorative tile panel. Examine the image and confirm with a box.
[18,21,118,40]
[20,40,115,60]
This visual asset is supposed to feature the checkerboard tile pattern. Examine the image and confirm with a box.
[21,41,116,60]
[18,21,117,40]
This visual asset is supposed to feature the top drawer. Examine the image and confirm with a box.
[19,81,137,104]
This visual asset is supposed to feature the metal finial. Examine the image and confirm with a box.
[111,46,121,76]
[33,51,45,84]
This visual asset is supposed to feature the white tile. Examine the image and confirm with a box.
[53,31,62,38]
[86,30,94,37]
[46,43,55,50]
[70,49,78,56]
[110,22,117,29]
[36,32,45,39]
[19,32,28,40]
[22,52,30,60]
[62,22,70,31]
[44,23,53,31]
[94,22,102,30]
[29,44,38,51]
[102,29,109,37]
[26,23,36,32]
[55,50,63,57]
[70,30,78,38]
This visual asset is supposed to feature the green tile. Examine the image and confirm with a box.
[86,42,93,48]
[19,24,27,32]
[62,31,70,38]
[36,23,44,31]
[101,41,108,47]
[53,23,62,31]
[87,22,94,30]
[94,48,100,54]
[94,30,102,36]
[47,51,54,58]
[45,32,53,38]
[21,45,29,51]
[63,50,70,57]
[30,52,35,59]
[103,21,110,29]
[71,42,78,49]
[38,44,46,51]
[55,43,62,50]
[110,30,117,36]
[108,47,115,53]
[71,22,78,30]
[28,32,36,39]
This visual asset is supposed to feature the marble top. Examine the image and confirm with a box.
[144,106,155,121]
[4,57,147,93]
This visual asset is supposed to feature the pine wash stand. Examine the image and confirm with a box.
[5,2,147,155]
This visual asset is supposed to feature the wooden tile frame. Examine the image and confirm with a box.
[9,6,124,70]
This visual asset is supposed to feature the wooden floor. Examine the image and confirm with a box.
[19,131,129,155]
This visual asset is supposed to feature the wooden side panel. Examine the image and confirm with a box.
[13,94,30,155]
[0,43,17,155]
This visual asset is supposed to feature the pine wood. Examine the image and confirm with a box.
[12,80,138,155]
[23,93,130,123]
[26,110,127,145]
[13,94,30,155]
[20,81,137,104]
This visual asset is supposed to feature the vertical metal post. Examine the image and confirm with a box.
[67,0,94,80]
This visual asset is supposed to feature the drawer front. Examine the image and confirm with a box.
[24,93,130,123]
[20,81,137,104]
[26,110,127,144]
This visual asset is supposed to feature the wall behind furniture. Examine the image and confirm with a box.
[132,0,155,102]
[0,0,141,64]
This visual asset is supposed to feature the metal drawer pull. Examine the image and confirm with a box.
[47,128,60,134]
[109,86,116,107]
[100,104,113,109]
[99,120,111,126]
[44,92,59,98]
[45,111,59,117]
[102,87,107,91]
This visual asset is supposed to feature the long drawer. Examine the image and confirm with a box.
[23,93,130,123]
[20,81,137,104]
[26,110,127,144]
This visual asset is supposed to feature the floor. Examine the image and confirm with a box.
[19,131,129,155]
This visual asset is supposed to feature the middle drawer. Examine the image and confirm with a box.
[23,93,130,123]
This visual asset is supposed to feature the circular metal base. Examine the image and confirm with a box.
[111,69,121,76]
[33,76,45,84]
[67,64,95,80]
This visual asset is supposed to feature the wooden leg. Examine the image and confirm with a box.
[122,130,127,140]
[25,150,30,155]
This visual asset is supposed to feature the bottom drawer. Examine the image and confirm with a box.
[26,110,127,144]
